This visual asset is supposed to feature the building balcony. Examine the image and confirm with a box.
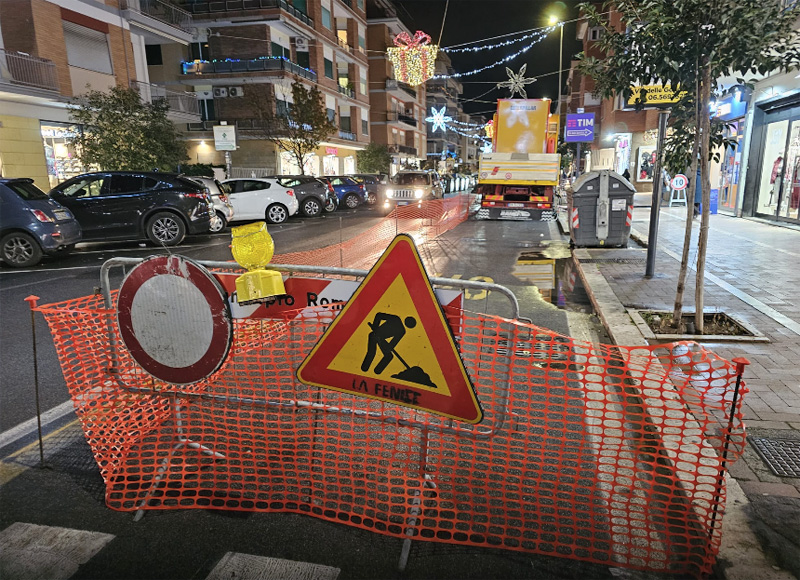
[389,144,417,156]
[131,80,200,122]
[183,0,312,27]
[337,84,355,99]
[0,49,59,94]
[181,57,317,82]
[122,0,193,41]
[385,79,417,100]
[337,37,353,53]
[338,130,356,141]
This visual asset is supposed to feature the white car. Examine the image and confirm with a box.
[222,178,299,225]
[185,176,235,232]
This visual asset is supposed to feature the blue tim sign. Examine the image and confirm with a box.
[564,113,595,143]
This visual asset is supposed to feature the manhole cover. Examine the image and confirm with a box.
[750,438,800,477]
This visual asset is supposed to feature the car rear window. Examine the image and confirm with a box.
[5,181,49,200]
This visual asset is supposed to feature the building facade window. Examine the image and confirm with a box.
[321,6,332,29]
[327,108,336,123]
[144,45,163,66]
[272,42,290,59]
[362,119,368,135]
[296,51,310,69]
[63,21,113,74]
[324,58,334,79]
[357,0,364,10]
[190,42,209,61]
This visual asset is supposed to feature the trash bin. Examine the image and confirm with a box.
[568,170,636,247]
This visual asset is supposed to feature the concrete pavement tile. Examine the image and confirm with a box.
[743,420,793,429]
[728,458,758,481]
[757,413,800,422]
[789,423,800,430]
[738,481,800,498]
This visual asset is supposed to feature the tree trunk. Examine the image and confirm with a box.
[694,61,713,334]
[672,64,702,332]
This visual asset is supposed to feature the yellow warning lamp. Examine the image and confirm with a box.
[230,221,285,305]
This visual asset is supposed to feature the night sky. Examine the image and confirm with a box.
[394,0,584,120]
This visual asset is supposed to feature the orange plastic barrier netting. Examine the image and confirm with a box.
[35,292,747,579]
[272,195,471,269]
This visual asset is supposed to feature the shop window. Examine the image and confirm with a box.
[324,58,334,79]
[756,120,789,215]
[63,21,113,74]
[41,122,88,187]
[145,45,163,66]
[321,6,332,29]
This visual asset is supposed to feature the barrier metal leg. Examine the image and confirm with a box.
[134,398,224,521]
[399,428,436,571]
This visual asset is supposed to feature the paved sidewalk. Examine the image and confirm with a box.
[573,202,800,578]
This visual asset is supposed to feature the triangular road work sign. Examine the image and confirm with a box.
[296,234,483,424]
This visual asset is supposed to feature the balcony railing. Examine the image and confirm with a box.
[0,49,59,92]
[122,0,193,31]
[336,37,353,53]
[132,80,199,116]
[337,84,355,98]
[182,57,317,81]
[389,144,417,156]
[338,130,356,141]
[385,78,416,99]
[387,111,418,127]
[184,0,312,26]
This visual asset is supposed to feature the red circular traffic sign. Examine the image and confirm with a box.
[117,255,232,384]
[671,174,689,191]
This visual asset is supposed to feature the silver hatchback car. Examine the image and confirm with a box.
[185,176,235,232]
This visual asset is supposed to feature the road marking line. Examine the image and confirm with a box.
[206,552,340,580]
[0,400,76,451]
[0,523,115,580]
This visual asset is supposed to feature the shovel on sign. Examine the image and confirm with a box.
[368,322,437,389]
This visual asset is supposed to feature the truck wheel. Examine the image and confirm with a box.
[146,212,186,246]
[1,232,43,267]
[301,197,322,217]
[265,204,288,224]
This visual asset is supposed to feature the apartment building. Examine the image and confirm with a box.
[173,0,371,175]
[425,53,463,173]
[565,10,660,192]
[365,0,426,174]
[0,0,199,190]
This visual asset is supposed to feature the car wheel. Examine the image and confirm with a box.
[367,192,377,205]
[344,193,360,209]
[146,212,186,246]
[265,204,289,224]
[302,197,323,218]
[210,211,227,233]
[1,232,43,267]
[324,198,337,213]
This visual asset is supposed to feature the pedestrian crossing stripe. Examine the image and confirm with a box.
[296,234,483,424]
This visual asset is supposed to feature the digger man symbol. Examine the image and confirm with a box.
[361,313,438,389]
[362,313,416,374]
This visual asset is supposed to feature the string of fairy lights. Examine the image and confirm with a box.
[440,27,552,54]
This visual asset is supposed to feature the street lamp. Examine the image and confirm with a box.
[549,15,564,139]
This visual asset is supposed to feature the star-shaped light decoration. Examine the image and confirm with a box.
[481,141,493,154]
[425,106,452,133]
[496,64,537,99]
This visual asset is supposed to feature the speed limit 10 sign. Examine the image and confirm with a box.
[671,174,689,191]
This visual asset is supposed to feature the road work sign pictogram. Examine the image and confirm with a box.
[296,234,483,424]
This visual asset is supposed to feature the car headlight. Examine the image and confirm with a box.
[386,189,394,198]
[414,189,424,198]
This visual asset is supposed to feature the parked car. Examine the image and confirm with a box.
[184,176,235,232]
[348,173,388,205]
[379,170,444,214]
[321,176,367,209]
[271,175,337,217]
[49,172,213,247]
[222,178,299,225]
[0,178,82,267]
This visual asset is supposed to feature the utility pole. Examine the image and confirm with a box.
[644,111,670,277]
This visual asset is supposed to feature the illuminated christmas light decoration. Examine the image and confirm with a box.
[484,120,494,139]
[481,141,493,154]
[442,28,550,54]
[387,31,438,86]
[497,64,537,98]
[449,119,488,128]
[433,27,554,79]
[426,106,452,132]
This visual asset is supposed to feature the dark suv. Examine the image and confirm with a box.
[0,178,82,267]
[272,175,338,217]
[50,172,214,246]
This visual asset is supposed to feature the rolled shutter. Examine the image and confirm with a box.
[63,21,113,74]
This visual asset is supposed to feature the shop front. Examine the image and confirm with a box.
[743,92,800,223]
[712,89,748,214]
[40,121,92,188]
[279,145,361,177]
